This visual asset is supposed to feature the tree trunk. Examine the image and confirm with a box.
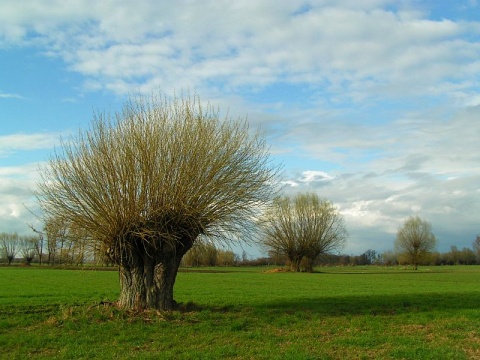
[289,256,303,272]
[301,257,314,273]
[118,254,183,310]
[117,236,194,311]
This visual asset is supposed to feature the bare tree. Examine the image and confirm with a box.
[260,192,347,272]
[379,250,397,266]
[473,235,480,262]
[181,240,218,267]
[394,216,436,270]
[1,232,19,265]
[29,227,44,265]
[216,249,236,266]
[20,236,37,265]
[36,92,277,310]
[43,216,67,265]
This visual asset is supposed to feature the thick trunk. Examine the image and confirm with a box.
[117,261,179,310]
[289,256,303,272]
[301,257,314,273]
[117,235,194,311]
[118,254,183,310]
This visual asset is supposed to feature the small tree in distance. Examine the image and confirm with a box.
[260,192,347,272]
[473,235,480,262]
[36,92,278,310]
[395,216,436,270]
[20,236,37,265]
[1,232,19,265]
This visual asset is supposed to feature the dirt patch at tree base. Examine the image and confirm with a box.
[263,268,290,273]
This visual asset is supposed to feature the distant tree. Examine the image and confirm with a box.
[394,216,436,270]
[267,248,286,266]
[184,241,218,267]
[449,245,460,265]
[353,249,378,265]
[29,227,45,265]
[1,232,19,265]
[20,236,37,265]
[473,236,480,261]
[241,250,248,264]
[43,216,62,264]
[206,246,220,266]
[364,249,379,265]
[216,249,236,266]
[36,92,278,310]
[459,247,476,265]
[260,192,347,272]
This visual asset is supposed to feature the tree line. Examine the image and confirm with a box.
[4,225,479,269]
[296,242,480,267]
[0,230,92,266]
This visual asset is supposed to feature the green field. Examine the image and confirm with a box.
[1,266,479,359]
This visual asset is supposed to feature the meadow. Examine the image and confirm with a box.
[1,265,479,359]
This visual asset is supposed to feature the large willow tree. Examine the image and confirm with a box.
[36,93,277,310]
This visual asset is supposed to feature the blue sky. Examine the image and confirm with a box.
[1,0,479,256]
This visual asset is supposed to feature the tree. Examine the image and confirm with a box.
[378,251,397,266]
[216,249,236,266]
[36,92,277,310]
[448,245,460,265]
[1,232,19,265]
[394,216,436,270]
[459,247,476,265]
[364,249,379,265]
[29,227,44,265]
[260,192,347,272]
[473,236,480,262]
[20,236,37,265]
[181,240,218,267]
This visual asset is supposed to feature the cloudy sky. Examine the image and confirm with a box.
[1,0,479,256]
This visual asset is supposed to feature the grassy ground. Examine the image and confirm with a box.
[1,265,480,359]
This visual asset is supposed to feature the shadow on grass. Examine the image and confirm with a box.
[253,291,480,317]
[5,293,478,325]
[170,290,480,322]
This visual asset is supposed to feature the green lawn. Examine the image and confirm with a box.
[1,265,479,359]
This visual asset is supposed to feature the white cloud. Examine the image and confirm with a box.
[282,180,300,187]
[0,132,62,157]
[1,0,479,104]
[0,163,42,235]
[0,93,24,99]
[300,170,335,183]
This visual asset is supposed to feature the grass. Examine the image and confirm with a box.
[1,265,480,359]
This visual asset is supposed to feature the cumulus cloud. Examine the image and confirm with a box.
[1,0,479,104]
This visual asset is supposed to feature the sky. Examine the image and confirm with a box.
[1,0,479,257]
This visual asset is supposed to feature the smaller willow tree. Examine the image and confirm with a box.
[260,192,347,272]
[1,232,19,265]
[36,93,277,310]
[395,216,436,270]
